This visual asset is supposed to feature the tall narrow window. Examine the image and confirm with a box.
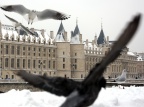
[6,45,9,54]
[5,58,9,67]
[23,59,25,68]
[53,61,55,69]
[81,74,83,78]
[63,58,65,62]
[53,49,55,57]
[75,59,77,63]
[28,59,30,68]
[17,59,20,68]
[11,58,14,68]
[23,47,25,50]
[43,48,46,56]
[38,60,41,68]
[63,64,65,69]
[33,60,35,68]
[49,60,51,68]
[17,46,20,55]
[43,60,46,68]
[11,46,14,55]
[12,75,14,79]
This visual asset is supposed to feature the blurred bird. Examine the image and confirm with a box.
[115,69,128,82]
[1,4,71,24]
[4,14,36,36]
[15,14,141,107]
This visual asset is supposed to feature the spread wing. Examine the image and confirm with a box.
[84,14,141,85]
[4,15,36,36]
[37,9,70,20]
[4,14,18,23]
[1,4,29,15]
[61,14,141,107]
[16,70,80,96]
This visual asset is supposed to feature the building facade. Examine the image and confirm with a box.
[0,21,139,81]
[136,53,144,78]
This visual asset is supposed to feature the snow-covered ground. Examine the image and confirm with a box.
[0,86,144,107]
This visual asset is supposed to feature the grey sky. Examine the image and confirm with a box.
[0,0,144,52]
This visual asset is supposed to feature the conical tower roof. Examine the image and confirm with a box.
[71,19,81,44]
[97,29,106,45]
[57,21,65,35]
[73,24,80,37]
[55,21,65,42]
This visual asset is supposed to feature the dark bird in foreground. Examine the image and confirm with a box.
[15,14,141,107]
[4,14,37,36]
[1,4,71,24]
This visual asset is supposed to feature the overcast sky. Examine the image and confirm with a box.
[0,0,144,53]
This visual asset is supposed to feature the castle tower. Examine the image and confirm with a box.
[55,21,71,78]
[70,19,85,78]
[55,21,65,42]
[70,18,81,44]
[97,23,106,45]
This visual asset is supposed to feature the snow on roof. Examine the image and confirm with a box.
[84,42,98,50]
[137,55,144,61]
[127,52,136,56]
[70,34,80,44]
[1,24,53,44]
[55,33,65,42]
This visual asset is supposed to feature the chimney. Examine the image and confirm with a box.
[64,31,67,41]
[107,36,109,44]
[41,29,45,38]
[92,40,94,46]
[79,34,82,43]
[50,31,54,39]
[95,36,97,45]
[86,39,88,46]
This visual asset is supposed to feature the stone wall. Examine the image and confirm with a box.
[0,83,42,92]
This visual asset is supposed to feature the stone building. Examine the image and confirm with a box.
[0,21,138,81]
[136,53,144,78]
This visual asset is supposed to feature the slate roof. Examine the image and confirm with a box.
[72,24,80,37]
[57,21,65,35]
[71,23,81,44]
[97,29,106,45]
[55,21,65,42]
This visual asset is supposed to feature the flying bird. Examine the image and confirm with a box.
[4,14,36,36]
[15,14,141,107]
[1,4,71,24]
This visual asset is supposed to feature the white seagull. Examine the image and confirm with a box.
[1,4,71,24]
[4,14,36,36]
[115,69,128,82]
